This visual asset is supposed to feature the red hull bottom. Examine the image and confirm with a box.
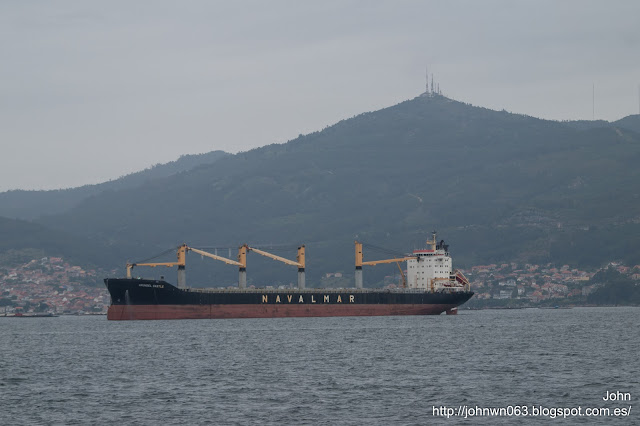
[107,304,460,320]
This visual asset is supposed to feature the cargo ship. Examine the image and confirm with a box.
[105,233,473,320]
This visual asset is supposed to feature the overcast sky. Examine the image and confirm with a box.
[1,0,638,192]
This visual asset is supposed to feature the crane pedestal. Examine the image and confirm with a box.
[239,268,247,289]
[355,267,363,289]
[177,266,186,289]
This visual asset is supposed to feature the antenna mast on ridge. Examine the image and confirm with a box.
[426,66,429,94]
[424,65,444,97]
[592,83,595,120]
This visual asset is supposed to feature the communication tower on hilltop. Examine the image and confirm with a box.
[424,65,443,97]
[593,83,595,120]
[426,66,429,94]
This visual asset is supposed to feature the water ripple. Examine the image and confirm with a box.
[0,307,638,425]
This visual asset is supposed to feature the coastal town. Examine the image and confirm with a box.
[380,260,638,307]
[1,255,639,315]
[0,256,112,315]
[467,263,596,301]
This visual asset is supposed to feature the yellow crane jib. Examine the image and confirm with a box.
[354,241,415,288]
[354,241,414,266]
[361,257,415,266]
[246,245,306,289]
[247,246,303,267]
[187,246,244,267]
[126,244,187,278]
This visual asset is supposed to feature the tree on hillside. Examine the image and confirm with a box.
[587,267,640,305]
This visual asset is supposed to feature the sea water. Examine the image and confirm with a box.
[1,307,638,425]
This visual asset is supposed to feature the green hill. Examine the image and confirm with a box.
[613,115,640,133]
[564,115,640,133]
[23,94,639,286]
[0,150,229,220]
[0,216,126,268]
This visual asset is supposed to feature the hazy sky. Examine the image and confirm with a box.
[1,0,638,192]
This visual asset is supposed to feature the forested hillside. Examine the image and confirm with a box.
[0,151,229,220]
[22,94,639,286]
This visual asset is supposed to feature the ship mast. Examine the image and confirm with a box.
[427,231,437,251]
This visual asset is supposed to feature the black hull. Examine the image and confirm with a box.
[104,278,474,320]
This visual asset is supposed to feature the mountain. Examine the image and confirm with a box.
[29,94,640,286]
[613,115,640,133]
[0,150,229,220]
[564,115,640,133]
[0,216,125,268]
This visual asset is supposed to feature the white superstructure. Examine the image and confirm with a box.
[406,232,469,291]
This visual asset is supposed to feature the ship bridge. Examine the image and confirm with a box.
[406,233,458,291]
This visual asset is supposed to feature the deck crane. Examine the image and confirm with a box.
[189,246,248,289]
[127,244,188,287]
[354,241,416,288]
[246,245,306,289]
[126,244,247,289]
